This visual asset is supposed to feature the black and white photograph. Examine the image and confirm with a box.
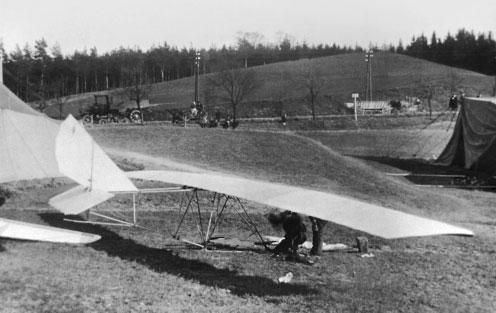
[0,0,495,312]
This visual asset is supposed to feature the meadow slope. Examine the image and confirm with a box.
[1,125,495,312]
[90,126,482,225]
[43,52,495,119]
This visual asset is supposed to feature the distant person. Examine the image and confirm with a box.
[308,216,328,256]
[280,112,287,126]
[459,92,466,106]
[222,114,232,129]
[190,106,198,118]
[268,211,307,258]
[448,95,458,110]
[389,100,401,113]
[0,197,4,207]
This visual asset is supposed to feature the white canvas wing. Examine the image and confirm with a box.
[55,115,137,193]
[0,109,62,183]
[0,83,61,183]
[49,185,114,215]
[0,83,43,116]
[0,217,100,244]
[127,170,474,239]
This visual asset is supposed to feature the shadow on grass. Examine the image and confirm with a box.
[357,156,496,189]
[39,212,316,297]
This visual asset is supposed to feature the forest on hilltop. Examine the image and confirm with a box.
[1,29,494,103]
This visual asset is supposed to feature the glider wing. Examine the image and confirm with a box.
[127,170,474,239]
[55,115,137,193]
[0,217,100,244]
[49,185,114,215]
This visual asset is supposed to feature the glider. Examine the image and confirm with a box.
[0,83,112,244]
[125,170,474,239]
[0,79,474,246]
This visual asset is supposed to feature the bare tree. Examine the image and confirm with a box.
[271,72,292,117]
[127,81,152,124]
[236,32,264,68]
[447,69,464,95]
[123,53,150,124]
[416,79,437,118]
[206,64,259,123]
[493,76,496,97]
[292,60,326,120]
[416,64,442,118]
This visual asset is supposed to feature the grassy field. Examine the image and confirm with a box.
[1,123,496,312]
[41,52,495,120]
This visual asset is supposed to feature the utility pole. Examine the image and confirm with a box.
[352,93,359,121]
[0,55,3,84]
[493,56,496,96]
[194,51,201,105]
[365,50,374,101]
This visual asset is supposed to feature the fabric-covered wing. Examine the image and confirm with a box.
[49,185,114,215]
[127,170,474,239]
[55,115,137,193]
[0,217,100,244]
[0,84,61,182]
[0,109,62,182]
[0,83,43,116]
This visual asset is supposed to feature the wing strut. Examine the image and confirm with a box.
[172,188,270,251]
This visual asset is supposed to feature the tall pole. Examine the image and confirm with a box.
[365,50,374,101]
[352,93,359,121]
[0,55,3,84]
[493,56,496,96]
[194,51,201,104]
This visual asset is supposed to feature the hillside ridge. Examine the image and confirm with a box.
[43,52,494,119]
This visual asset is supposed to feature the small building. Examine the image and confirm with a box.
[358,101,391,115]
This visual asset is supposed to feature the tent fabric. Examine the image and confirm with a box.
[127,170,474,239]
[55,115,137,192]
[437,97,496,174]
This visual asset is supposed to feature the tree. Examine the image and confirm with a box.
[292,60,327,120]
[447,69,464,95]
[236,32,264,68]
[416,66,440,118]
[33,38,51,99]
[206,61,259,123]
[418,81,437,118]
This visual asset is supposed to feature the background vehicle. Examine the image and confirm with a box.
[81,95,142,124]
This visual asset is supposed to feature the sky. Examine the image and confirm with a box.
[1,0,495,55]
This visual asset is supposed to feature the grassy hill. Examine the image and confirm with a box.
[90,126,482,223]
[2,125,495,312]
[42,52,494,120]
[84,125,494,311]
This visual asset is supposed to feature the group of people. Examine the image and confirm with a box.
[448,92,466,111]
[267,210,327,264]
